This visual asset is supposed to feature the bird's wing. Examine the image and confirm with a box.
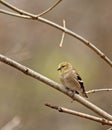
[71,69,86,93]
[70,69,88,98]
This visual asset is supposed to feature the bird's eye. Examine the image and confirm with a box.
[61,65,65,68]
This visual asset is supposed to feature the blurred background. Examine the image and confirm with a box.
[0,0,112,130]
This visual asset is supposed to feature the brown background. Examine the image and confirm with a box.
[0,0,112,130]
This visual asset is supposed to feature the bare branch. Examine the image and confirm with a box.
[0,0,62,17]
[59,19,66,47]
[0,54,112,121]
[0,0,112,67]
[38,17,112,68]
[1,116,21,130]
[0,1,112,67]
[0,0,36,17]
[0,9,31,19]
[87,88,112,94]
[36,0,62,17]
[45,103,112,126]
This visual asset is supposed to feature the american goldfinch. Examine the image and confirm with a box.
[57,62,88,98]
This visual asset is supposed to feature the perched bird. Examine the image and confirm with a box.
[57,62,88,98]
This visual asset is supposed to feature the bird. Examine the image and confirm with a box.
[57,62,88,98]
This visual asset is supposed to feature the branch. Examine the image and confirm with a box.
[0,0,112,68]
[59,19,66,47]
[0,54,112,121]
[0,9,31,19]
[0,0,62,17]
[0,0,36,17]
[38,18,112,68]
[45,103,112,126]
[87,88,112,94]
[1,116,21,130]
[36,0,62,17]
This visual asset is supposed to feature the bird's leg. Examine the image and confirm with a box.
[65,87,75,102]
[65,87,79,102]
[71,90,80,103]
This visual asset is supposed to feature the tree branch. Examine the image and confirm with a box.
[45,103,112,126]
[36,0,62,17]
[87,88,112,94]
[0,54,112,121]
[1,116,21,130]
[59,19,66,47]
[0,9,30,19]
[0,0,36,17]
[0,0,112,68]
[0,0,62,17]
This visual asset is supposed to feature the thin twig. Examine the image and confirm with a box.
[1,116,21,130]
[0,9,31,19]
[38,17,112,68]
[0,0,36,17]
[0,0,62,17]
[45,103,112,126]
[87,88,112,94]
[59,19,66,47]
[0,1,112,67]
[36,0,62,17]
[0,54,112,121]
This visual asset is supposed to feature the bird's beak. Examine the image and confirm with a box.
[57,66,61,71]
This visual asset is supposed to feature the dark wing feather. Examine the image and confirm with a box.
[75,71,88,98]
[76,73,84,90]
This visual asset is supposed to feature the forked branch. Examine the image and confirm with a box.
[0,0,112,67]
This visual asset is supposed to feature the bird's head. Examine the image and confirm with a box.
[57,62,72,73]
